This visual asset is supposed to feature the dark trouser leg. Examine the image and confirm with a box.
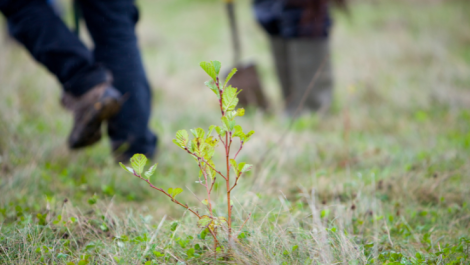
[80,0,157,158]
[0,0,109,96]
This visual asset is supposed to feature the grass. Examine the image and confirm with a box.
[1,0,469,264]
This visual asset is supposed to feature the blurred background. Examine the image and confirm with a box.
[0,0,469,263]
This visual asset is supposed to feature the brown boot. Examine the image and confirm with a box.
[61,83,122,149]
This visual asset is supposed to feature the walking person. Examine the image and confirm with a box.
[0,0,157,160]
[254,0,345,114]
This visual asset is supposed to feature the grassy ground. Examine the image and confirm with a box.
[1,0,469,264]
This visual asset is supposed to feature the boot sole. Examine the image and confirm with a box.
[68,96,122,149]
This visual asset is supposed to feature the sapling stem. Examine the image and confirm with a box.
[121,61,255,254]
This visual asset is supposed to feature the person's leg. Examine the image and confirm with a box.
[0,0,123,149]
[0,0,108,96]
[80,0,157,159]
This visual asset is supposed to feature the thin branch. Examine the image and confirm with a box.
[183,147,227,180]
[229,173,242,192]
[233,141,243,160]
[209,176,217,194]
[134,174,201,219]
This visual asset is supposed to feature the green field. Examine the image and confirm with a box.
[1,0,469,264]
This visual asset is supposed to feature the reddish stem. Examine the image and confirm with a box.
[233,141,243,160]
[198,159,213,216]
[183,147,227,180]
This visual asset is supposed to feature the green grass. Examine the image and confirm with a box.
[1,0,469,264]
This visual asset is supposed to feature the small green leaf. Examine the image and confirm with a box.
[144,163,158,179]
[170,221,179,231]
[224,68,237,88]
[230,159,237,171]
[233,125,245,139]
[190,128,205,139]
[200,228,208,239]
[240,163,253,173]
[168,188,183,198]
[57,253,68,259]
[153,251,165,257]
[197,215,212,228]
[222,86,240,111]
[244,130,255,142]
[205,80,220,98]
[174,130,189,149]
[236,108,245,117]
[320,209,330,219]
[212,61,221,76]
[201,199,209,205]
[292,245,299,252]
[221,116,235,132]
[187,248,195,258]
[215,126,226,137]
[200,61,217,81]
[130,154,147,176]
[119,162,134,174]
[283,250,289,256]
[208,125,216,136]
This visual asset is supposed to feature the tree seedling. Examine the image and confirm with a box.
[119,60,253,254]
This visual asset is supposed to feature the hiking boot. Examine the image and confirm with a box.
[62,83,122,149]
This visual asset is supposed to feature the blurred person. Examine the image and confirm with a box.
[254,0,345,114]
[0,0,157,161]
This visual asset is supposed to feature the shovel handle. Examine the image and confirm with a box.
[226,0,241,65]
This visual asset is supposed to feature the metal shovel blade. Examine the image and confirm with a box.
[227,62,268,110]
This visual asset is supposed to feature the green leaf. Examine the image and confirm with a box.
[212,61,221,76]
[201,199,209,205]
[130,154,147,176]
[170,221,179,231]
[230,159,237,171]
[174,130,189,149]
[200,61,216,81]
[215,126,226,137]
[197,215,212,228]
[236,108,245,117]
[208,125,216,136]
[200,228,208,240]
[222,86,240,111]
[292,245,299,252]
[240,163,253,173]
[190,128,205,139]
[320,209,330,218]
[119,162,134,175]
[153,251,165,257]
[187,248,195,258]
[221,116,235,132]
[205,80,219,98]
[168,188,183,198]
[233,125,245,139]
[144,163,158,179]
[224,68,237,88]
[244,130,255,142]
